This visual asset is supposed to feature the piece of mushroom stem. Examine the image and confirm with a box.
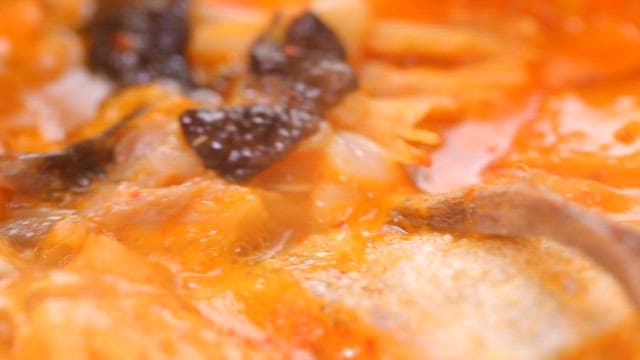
[391,180,640,309]
[0,107,146,200]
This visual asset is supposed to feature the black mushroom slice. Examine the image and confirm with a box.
[285,12,347,61]
[1,141,112,197]
[0,109,143,200]
[87,0,193,87]
[181,11,358,181]
[180,105,320,181]
[250,12,346,76]
[391,180,640,308]
[249,12,358,111]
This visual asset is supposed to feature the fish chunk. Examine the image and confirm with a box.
[391,180,640,308]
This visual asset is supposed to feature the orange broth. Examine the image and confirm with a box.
[0,0,638,358]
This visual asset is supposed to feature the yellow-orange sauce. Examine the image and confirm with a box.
[0,0,639,358]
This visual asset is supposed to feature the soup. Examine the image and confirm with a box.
[0,0,638,358]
